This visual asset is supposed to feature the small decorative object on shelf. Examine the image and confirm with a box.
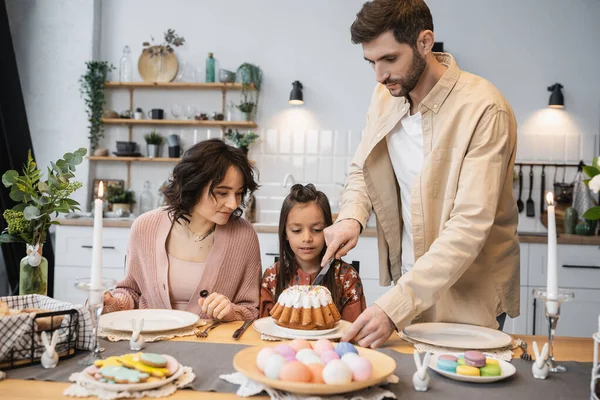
[236,63,263,120]
[106,184,136,214]
[130,318,146,351]
[133,107,144,120]
[139,29,185,83]
[412,350,430,392]
[144,130,163,158]
[531,341,549,380]
[224,129,259,156]
[79,61,114,151]
[532,288,575,373]
[1,148,86,295]
[563,207,578,234]
[205,52,215,83]
[139,181,154,215]
[119,45,132,82]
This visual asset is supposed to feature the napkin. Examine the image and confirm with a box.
[219,372,398,400]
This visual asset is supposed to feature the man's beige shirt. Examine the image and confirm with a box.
[337,53,520,330]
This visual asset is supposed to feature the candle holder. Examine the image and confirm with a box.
[532,288,575,373]
[74,277,116,366]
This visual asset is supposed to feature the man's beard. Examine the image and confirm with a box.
[385,50,426,98]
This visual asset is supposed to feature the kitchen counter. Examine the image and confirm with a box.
[55,218,600,244]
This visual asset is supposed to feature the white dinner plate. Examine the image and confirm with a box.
[99,309,199,333]
[428,353,516,383]
[81,363,184,391]
[253,317,351,340]
[403,322,512,349]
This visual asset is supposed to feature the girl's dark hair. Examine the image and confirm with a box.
[350,0,433,47]
[164,138,259,223]
[275,184,342,310]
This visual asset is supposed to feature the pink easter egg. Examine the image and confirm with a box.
[256,347,277,372]
[313,339,335,355]
[320,350,340,365]
[344,355,373,382]
[274,344,296,359]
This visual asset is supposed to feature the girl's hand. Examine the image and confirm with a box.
[198,292,232,320]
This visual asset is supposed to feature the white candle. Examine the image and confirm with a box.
[546,192,558,315]
[90,181,104,304]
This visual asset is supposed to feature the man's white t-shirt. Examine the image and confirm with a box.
[385,111,424,273]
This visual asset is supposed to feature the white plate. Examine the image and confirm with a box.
[403,322,512,349]
[428,353,516,383]
[99,309,199,333]
[253,317,351,340]
[81,363,183,392]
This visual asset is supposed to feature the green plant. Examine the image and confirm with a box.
[79,61,115,152]
[236,63,263,116]
[224,129,259,150]
[144,131,163,145]
[1,148,86,246]
[582,156,600,219]
[106,185,136,205]
[143,29,185,57]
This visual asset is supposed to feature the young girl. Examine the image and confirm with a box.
[259,184,366,321]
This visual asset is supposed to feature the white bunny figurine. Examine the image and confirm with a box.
[130,318,145,351]
[412,350,431,392]
[41,330,59,369]
[532,341,549,380]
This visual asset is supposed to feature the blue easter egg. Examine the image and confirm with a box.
[335,342,358,357]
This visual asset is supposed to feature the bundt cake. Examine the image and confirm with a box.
[270,285,341,330]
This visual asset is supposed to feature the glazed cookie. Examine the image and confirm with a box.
[118,353,171,377]
[98,366,150,384]
[94,355,123,368]
[140,353,168,368]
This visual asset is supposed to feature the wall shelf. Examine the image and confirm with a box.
[104,81,254,90]
[102,118,257,128]
[88,156,180,163]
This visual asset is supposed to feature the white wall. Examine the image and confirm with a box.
[7,1,600,228]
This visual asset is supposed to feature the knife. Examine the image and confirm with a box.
[312,257,334,286]
[232,319,254,340]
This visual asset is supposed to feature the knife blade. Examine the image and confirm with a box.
[312,257,334,286]
[232,319,254,340]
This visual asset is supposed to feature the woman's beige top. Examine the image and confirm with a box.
[167,254,205,311]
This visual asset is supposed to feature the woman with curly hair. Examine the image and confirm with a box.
[103,139,261,321]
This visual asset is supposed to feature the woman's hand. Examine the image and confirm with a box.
[198,292,232,320]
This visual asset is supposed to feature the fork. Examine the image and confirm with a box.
[196,320,221,338]
[520,341,532,361]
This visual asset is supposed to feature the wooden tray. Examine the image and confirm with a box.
[233,344,396,395]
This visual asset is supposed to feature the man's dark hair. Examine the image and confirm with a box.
[350,0,433,47]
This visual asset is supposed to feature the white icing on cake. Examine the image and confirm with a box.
[277,285,333,309]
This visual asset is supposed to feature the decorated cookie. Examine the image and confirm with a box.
[480,363,502,377]
[98,366,149,384]
[94,356,122,368]
[140,353,167,368]
[118,353,171,377]
[456,365,481,376]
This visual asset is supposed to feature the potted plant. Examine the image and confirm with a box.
[224,129,259,155]
[1,148,86,295]
[236,63,262,121]
[106,185,136,214]
[144,130,163,158]
[79,61,115,152]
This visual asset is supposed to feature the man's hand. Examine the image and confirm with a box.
[321,219,361,266]
[341,304,396,349]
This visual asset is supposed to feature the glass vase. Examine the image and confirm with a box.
[19,255,48,296]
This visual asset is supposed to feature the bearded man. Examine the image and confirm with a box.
[322,0,520,348]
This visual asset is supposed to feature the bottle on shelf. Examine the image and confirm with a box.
[139,181,154,215]
[119,45,132,82]
[205,52,215,83]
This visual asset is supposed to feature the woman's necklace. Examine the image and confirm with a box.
[185,223,216,243]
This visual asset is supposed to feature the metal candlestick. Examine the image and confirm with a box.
[532,288,574,373]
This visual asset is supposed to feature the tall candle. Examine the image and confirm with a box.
[546,191,558,315]
[90,181,104,304]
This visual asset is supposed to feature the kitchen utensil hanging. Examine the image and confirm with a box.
[540,166,546,214]
[517,165,524,213]
[526,166,535,217]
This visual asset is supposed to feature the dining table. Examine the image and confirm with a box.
[0,320,595,399]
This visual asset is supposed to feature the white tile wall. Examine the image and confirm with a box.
[251,129,361,224]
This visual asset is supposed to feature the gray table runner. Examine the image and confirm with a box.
[6,339,594,399]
